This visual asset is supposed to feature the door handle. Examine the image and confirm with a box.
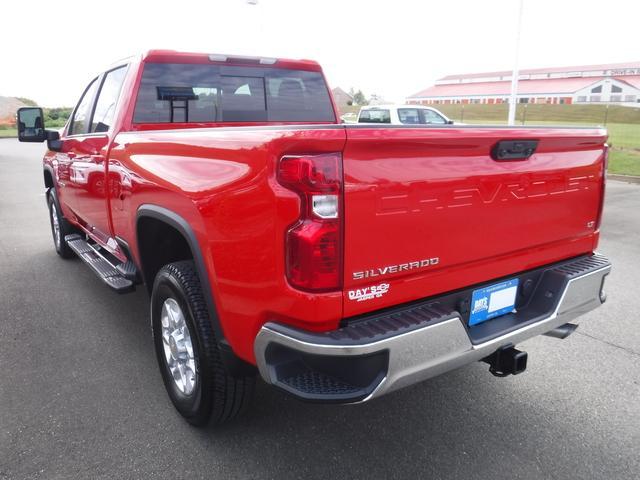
[491,140,538,161]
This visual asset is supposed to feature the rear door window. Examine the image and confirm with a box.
[398,108,420,124]
[91,66,128,133]
[133,63,335,123]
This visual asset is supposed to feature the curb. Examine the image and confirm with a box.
[607,173,640,184]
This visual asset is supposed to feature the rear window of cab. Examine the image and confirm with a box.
[133,63,336,123]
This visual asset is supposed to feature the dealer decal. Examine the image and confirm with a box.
[348,283,390,302]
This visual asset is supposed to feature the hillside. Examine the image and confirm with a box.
[0,96,28,126]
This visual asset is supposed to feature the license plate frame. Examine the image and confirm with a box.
[468,278,519,326]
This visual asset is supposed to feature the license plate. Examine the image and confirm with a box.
[468,278,519,326]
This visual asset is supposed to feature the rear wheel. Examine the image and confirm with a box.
[47,189,74,259]
[151,261,255,426]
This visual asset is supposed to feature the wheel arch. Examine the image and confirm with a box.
[136,205,255,376]
[136,205,210,292]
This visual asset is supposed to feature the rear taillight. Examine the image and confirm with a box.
[277,153,343,292]
[596,144,608,230]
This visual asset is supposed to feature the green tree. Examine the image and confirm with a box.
[352,89,368,106]
[43,107,73,128]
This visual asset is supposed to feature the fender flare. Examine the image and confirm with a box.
[43,164,55,189]
[135,204,255,376]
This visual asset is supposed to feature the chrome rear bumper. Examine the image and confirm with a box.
[254,254,611,403]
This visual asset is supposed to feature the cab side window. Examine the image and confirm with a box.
[69,78,99,135]
[91,66,128,133]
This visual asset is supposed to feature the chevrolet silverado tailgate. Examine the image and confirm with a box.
[342,125,607,317]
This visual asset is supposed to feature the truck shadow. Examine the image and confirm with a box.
[30,249,610,479]
[197,366,563,479]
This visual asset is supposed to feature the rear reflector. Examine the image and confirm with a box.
[596,144,608,230]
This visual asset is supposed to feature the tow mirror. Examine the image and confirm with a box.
[16,107,63,151]
[17,107,47,142]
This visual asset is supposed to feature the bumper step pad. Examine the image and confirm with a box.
[65,234,135,293]
[258,305,455,403]
[550,253,611,278]
[281,371,363,397]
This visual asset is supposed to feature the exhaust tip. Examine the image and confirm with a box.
[544,323,579,340]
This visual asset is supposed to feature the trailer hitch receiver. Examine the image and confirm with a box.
[483,344,528,377]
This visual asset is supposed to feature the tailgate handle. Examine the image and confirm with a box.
[491,140,538,161]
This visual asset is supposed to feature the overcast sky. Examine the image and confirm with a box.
[2,0,639,107]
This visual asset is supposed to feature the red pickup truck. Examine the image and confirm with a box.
[18,50,611,426]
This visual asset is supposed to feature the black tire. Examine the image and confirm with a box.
[151,261,255,426]
[47,189,75,259]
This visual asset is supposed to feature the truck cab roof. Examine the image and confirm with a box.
[140,50,323,72]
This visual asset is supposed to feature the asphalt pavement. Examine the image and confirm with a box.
[1,138,638,480]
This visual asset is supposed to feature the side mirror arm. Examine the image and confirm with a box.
[46,130,63,152]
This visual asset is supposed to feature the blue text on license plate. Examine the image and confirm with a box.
[468,278,519,326]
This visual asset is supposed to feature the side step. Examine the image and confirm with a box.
[65,234,135,293]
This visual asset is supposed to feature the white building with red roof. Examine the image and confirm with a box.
[407,62,640,106]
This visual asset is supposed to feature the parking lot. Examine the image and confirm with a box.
[1,138,639,480]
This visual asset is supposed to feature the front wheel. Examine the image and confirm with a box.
[47,189,74,259]
[151,261,255,426]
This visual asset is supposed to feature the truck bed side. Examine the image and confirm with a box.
[108,126,347,362]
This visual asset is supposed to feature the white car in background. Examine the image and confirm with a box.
[357,104,456,125]
[340,112,358,123]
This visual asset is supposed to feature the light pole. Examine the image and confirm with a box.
[508,0,525,126]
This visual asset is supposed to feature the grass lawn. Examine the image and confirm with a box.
[598,123,638,150]
[422,104,640,175]
[609,149,640,176]
[457,119,639,175]
[0,129,17,138]
[459,119,637,148]
[436,103,640,125]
